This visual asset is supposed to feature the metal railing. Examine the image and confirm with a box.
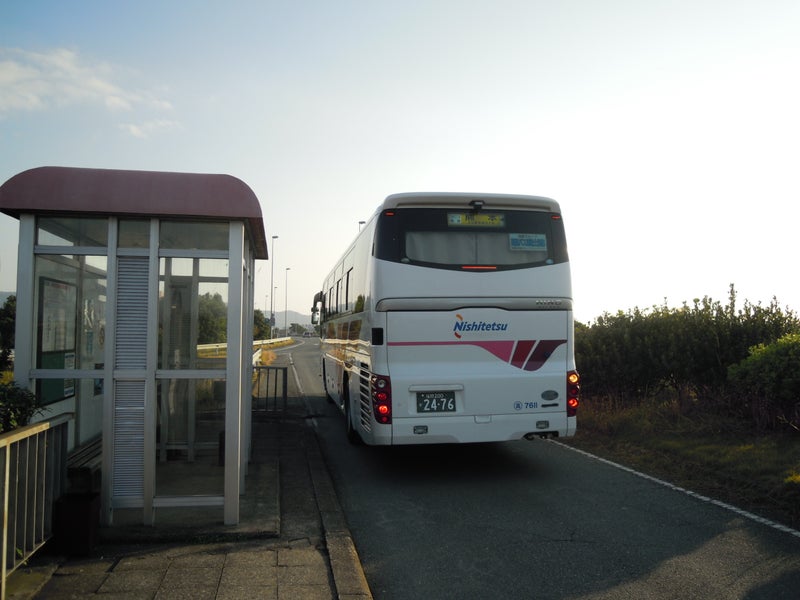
[1,412,72,599]
[252,366,289,414]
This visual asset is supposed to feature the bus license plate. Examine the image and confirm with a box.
[416,391,456,413]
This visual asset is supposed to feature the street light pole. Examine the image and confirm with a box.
[270,235,278,338]
[284,267,291,336]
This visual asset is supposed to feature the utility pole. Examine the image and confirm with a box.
[284,267,291,336]
[269,235,278,338]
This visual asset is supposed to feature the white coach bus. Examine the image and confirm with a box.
[311,192,579,445]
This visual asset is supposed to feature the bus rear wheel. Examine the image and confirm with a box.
[322,361,334,404]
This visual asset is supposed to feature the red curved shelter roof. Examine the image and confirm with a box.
[0,166,268,258]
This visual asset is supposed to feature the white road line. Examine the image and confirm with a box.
[553,440,800,540]
[289,352,319,418]
[289,353,304,396]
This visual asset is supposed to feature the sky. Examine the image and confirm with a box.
[1,0,799,324]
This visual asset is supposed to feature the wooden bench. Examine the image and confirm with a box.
[66,437,102,494]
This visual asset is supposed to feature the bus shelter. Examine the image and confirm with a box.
[0,166,268,526]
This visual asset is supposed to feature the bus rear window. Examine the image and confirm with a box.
[374,208,568,271]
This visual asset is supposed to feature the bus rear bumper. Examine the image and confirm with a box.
[386,413,576,445]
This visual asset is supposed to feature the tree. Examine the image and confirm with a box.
[0,295,15,371]
[253,309,270,340]
[198,293,227,344]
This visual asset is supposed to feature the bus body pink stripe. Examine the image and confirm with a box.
[388,340,515,362]
[388,339,566,371]
[510,340,536,368]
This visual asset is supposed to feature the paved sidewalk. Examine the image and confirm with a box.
[7,367,371,599]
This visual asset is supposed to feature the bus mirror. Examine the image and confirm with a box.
[311,291,323,324]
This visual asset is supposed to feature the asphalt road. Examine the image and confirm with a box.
[284,338,800,600]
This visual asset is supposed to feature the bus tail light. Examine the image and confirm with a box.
[567,370,580,417]
[371,374,392,424]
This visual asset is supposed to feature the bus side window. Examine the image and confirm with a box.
[345,269,353,312]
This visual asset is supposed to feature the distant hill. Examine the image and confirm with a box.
[0,292,13,303]
[271,309,313,327]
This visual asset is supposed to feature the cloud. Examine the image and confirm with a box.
[118,119,180,139]
[0,47,173,124]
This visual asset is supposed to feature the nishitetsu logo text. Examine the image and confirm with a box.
[453,313,508,339]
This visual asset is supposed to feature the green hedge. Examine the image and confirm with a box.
[728,333,800,431]
[576,285,799,429]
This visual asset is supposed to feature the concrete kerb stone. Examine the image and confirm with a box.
[305,429,373,599]
[325,534,374,600]
[281,347,373,599]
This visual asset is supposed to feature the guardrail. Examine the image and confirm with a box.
[198,338,294,357]
[1,413,72,599]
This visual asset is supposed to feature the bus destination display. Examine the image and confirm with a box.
[447,212,505,228]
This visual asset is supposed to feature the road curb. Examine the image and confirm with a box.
[306,429,373,599]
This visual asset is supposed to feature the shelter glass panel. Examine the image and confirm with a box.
[158,258,229,370]
[159,221,228,251]
[25,377,104,447]
[156,377,225,496]
[37,217,108,247]
[118,219,151,248]
[33,255,108,401]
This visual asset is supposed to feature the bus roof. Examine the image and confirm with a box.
[382,192,560,213]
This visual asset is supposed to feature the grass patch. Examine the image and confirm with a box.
[563,400,800,529]
[255,340,293,366]
[259,349,277,366]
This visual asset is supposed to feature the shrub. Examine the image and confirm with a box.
[576,285,800,418]
[728,334,800,432]
[0,382,45,433]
